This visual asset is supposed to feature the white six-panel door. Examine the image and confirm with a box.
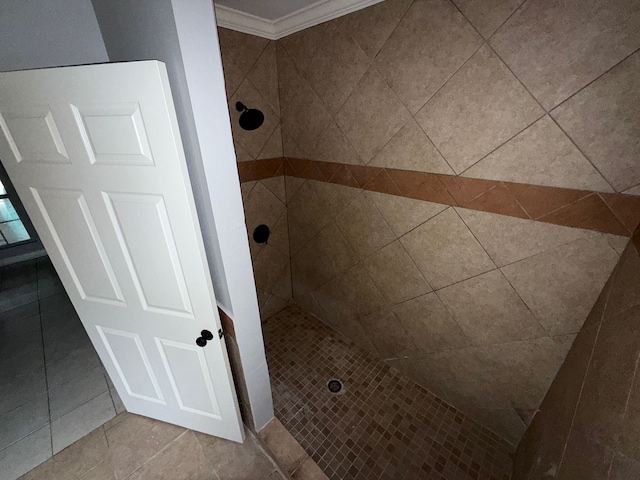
[0,61,244,442]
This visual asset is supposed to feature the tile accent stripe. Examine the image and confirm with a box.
[237,157,640,237]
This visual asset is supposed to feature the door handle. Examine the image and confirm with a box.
[196,329,214,347]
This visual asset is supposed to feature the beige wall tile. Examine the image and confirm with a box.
[252,245,289,294]
[260,294,290,320]
[218,45,245,99]
[624,185,640,196]
[416,44,543,174]
[234,141,253,162]
[552,52,640,192]
[462,115,613,192]
[277,47,332,156]
[609,453,640,480]
[240,181,256,204]
[260,176,286,204]
[310,121,363,166]
[291,222,357,296]
[243,182,285,239]
[312,281,372,345]
[281,131,307,159]
[400,208,496,289]
[437,270,545,345]
[287,180,359,252]
[581,306,640,409]
[257,125,283,160]
[284,176,305,203]
[391,292,469,354]
[303,21,371,116]
[606,242,640,319]
[502,235,619,335]
[365,191,447,237]
[293,291,326,324]
[555,429,614,480]
[603,233,629,256]
[384,356,455,404]
[277,24,328,77]
[272,263,292,300]
[313,263,386,321]
[359,308,419,359]
[362,240,431,305]
[218,28,269,76]
[247,42,280,115]
[456,207,589,267]
[229,79,279,159]
[452,0,523,38]
[490,0,640,110]
[375,0,482,114]
[334,193,396,261]
[461,406,525,445]
[335,66,412,163]
[368,119,454,174]
[339,0,413,59]
[426,337,565,412]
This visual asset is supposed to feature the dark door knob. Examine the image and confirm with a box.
[196,336,207,347]
[201,329,213,341]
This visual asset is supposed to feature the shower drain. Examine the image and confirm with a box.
[327,379,343,393]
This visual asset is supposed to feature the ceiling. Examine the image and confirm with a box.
[213,0,383,40]
[214,0,322,21]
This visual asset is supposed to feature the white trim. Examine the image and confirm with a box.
[214,0,385,40]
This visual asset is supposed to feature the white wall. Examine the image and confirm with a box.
[91,0,274,431]
[0,0,108,262]
[90,0,232,311]
[0,0,108,71]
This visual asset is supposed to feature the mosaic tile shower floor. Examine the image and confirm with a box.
[263,306,513,480]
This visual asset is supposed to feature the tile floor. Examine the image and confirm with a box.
[263,306,513,480]
[20,411,287,480]
[0,257,123,479]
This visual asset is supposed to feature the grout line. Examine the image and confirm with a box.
[126,430,191,479]
[35,259,55,456]
[548,115,618,194]
[484,0,528,43]
[455,112,544,177]
[548,45,640,114]
[409,40,486,121]
[596,192,632,235]
[556,265,616,476]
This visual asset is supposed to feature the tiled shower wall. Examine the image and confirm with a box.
[513,238,640,479]
[217,0,640,444]
[285,178,624,444]
[218,29,293,320]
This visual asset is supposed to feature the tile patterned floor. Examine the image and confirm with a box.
[0,258,124,479]
[264,306,513,480]
[20,411,287,480]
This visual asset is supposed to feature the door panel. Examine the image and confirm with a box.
[31,187,125,304]
[0,106,70,164]
[0,61,244,442]
[156,338,221,418]
[104,192,193,316]
[72,103,154,165]
[97,327,166,404]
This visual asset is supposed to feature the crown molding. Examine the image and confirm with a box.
[214,0,385,40]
